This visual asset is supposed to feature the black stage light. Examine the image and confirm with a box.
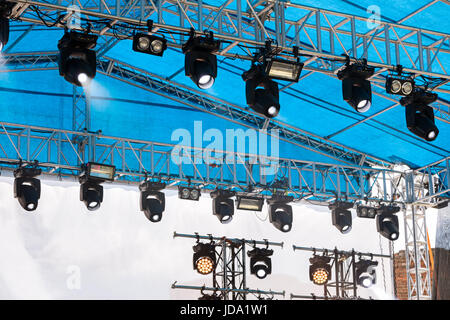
[355,259,378,288]
[356,204,377,219]
[243,65,280,118]
[178,186,201,201]
[13,167,42,212]
[79,162,115,211]
[329,202,353,234]
[337,61,375,113]
[264,57,303,82]
[236,195,264,211]
[386,77,414,96]
[182,32,220,89]
[198,293,221,300]
[140,181,166,222]
[247,247,274,279]
[132,33,167,56]
[210,189,235,224]
[0,16,8,52]
[193,242,216,275]
[58,30,98,86]
[401,89,439,141]
[267,195,293,232]
[376,205,400,240]
[309,255,332,285]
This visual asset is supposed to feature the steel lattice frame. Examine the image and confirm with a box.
[1,0,449,301]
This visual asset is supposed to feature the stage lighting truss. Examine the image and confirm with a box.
[376,204,401,241]
[247,247,274,279]
[263,56,304,82]
[355,259,378,288]
[386,76,415,96]
[242,64,280,118]
[13,166,42,212]
[329,201,353,234]
[79,162,115,211]
[178,186,201,201]
[309,255,332,285]
[182,30,220,90]
[57,30,98,87]
[356,203,378,219]
[139,180,166,222]
[210,189,235,224]
[337,59,375,113]
[236,195,264,211]
[193,242,217,275]
[401,89,439,141]
[267,195,294,233]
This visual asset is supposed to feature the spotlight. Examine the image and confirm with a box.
[178,186,201,201]
[243,65,280,118]
[0,16,8,52]
[248,248,273,279]
[58,30,98,86]
[132,33,167,56]
[401,89,439,141]
[376,205,400,240]
[140,181,166,222]
[182,31,220,89]
[193,242,216,275]
[236,195,264,211]
[309,255,331,285]
[355,259,378,288]
[337,60,375,113]
[79,162,115,211]
[356,204,377,219]
[210,190,235,224]
[386,77,414,96]
[267,195,293,232]
[329,202,353,234]
[13,166,42,212]
[264,57,303,82]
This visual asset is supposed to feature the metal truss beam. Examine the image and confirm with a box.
[1,51,393,168]
[5,0,450,81]
[0,121,412,204]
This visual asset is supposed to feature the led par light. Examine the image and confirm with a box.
[309,255,332,285]
[58,30,98,86]
[264,57,303,82]
[247,248,273,279]
[132,33,167,56]
[329,202,353,234]
[178,186,201,201]
[337,61,375,113]
[140,181,166,222]
[243,65,280,118]
[401,89,439,141]
[79,162,115,211]
[13,167,42,212]
[386,77,414,96]
[210,189,235,224]
[236,195,264,211]
[193,242,216,275]
[267,195,293,232]
[376,205,400,240]
[356,204,377,219]
[355,259,378,288]
[182,32,220,89]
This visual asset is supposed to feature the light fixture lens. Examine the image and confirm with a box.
[196,257,214,275]
[198,74,214,89]
[361,277,373,288]
[402,81,413,95]
[150,39,164,53]
[190,189,199,200]
[78,73,88,84]
[312,268,329,285]
[268,106,279,116]
[428,130,437,140]
[181,188,190,199]
[391,80,402,93]
[357,99,371,112]
[138,37,150,50]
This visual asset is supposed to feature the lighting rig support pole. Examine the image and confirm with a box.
[292,245,391,300]
[173,232,284,300]
[72,85,91,163]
